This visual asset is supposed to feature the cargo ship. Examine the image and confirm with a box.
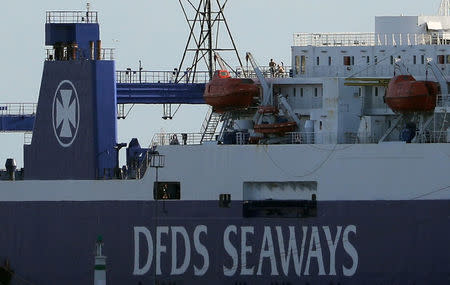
[0,1,449,285]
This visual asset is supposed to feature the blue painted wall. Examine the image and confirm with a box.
[24,60,117,180]
[45,23,100,58]
[0,116,35,131]
[94,61,118,176]
[0,200,448,284]
[116,83,206,104]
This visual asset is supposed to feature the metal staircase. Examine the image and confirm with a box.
[200,107,221,143]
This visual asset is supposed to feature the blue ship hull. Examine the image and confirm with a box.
[0,200,448,284]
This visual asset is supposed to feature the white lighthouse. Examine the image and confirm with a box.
[94,235,107,285]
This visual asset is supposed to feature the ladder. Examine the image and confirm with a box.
[200,107,221,143]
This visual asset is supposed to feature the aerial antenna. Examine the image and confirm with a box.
[438,0,449,16]
[176,0,245,83]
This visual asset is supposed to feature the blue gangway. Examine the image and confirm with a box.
[1,71,208,132]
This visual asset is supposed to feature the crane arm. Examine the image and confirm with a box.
[246,52,272,105]
[426,60,449,95]
[245,52,269,91]
[214,52,227,71]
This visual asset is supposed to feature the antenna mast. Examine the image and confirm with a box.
[177,0,245,82]
[438,0,450,16]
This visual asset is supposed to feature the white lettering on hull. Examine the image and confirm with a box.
[133,225,358,277]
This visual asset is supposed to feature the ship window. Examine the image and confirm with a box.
[343,56,354,66]
[300,88,304,97]
[154,182,181,200]
[421,55,425,64]
[316,56,320,66]
[413,55,417,64]
[438,55,445,64]
[295,56,300,75]
[301,55,306,74]
[328,56,332,66]
[375,87,378,97]
[242,182,317,218]
[219,194,231,208]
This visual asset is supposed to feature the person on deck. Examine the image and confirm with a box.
[269,59,277,76]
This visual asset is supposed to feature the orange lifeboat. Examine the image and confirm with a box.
[204,70,259,112]
[254,121,297,134]
[385,75,439,112]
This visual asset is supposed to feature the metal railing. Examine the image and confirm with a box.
[24,132,33,145]
[237,66,291,79]
[116,70,210,84]
[297,64,450,78]
[437,94,450,107]
[151,130,449,146]
[415,131,449,143]
[151,133,216,146]
[293,32,450,47]
[287,132,337,144]
[100,48,115,60]
[236,132,250,145]
[294,33,375,47]
[115,65,293,84]
[0,103,37,116]
[46,11,98,24]
[46,48,114,61]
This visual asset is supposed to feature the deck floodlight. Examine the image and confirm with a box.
[150,154,165,168]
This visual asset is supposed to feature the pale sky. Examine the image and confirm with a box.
[0,0,439,167]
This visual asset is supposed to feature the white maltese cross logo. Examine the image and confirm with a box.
[52,80,80,147]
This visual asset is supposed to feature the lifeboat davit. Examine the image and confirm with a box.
[385,75,439,112]
[254,121,297,134]
[204,70,259,112]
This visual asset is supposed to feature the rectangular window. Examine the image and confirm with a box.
[301,55,306,74]
[413,55,417,64]
[316,56,320,66]
[295,56,300,75]
[446,55,450,64]
[300,88,304,97]
[293,88,296,97]
[374,56,378,65]
[242,182,317,218]
[367,56,370,64]
[328,56,332,66]
[343,56,351,66]
[390,56,394,65]
[375,87,378,97]
[314,88,318,97]
[154,182,181,200]
[438,55,445,64]
[421,55,425,64]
